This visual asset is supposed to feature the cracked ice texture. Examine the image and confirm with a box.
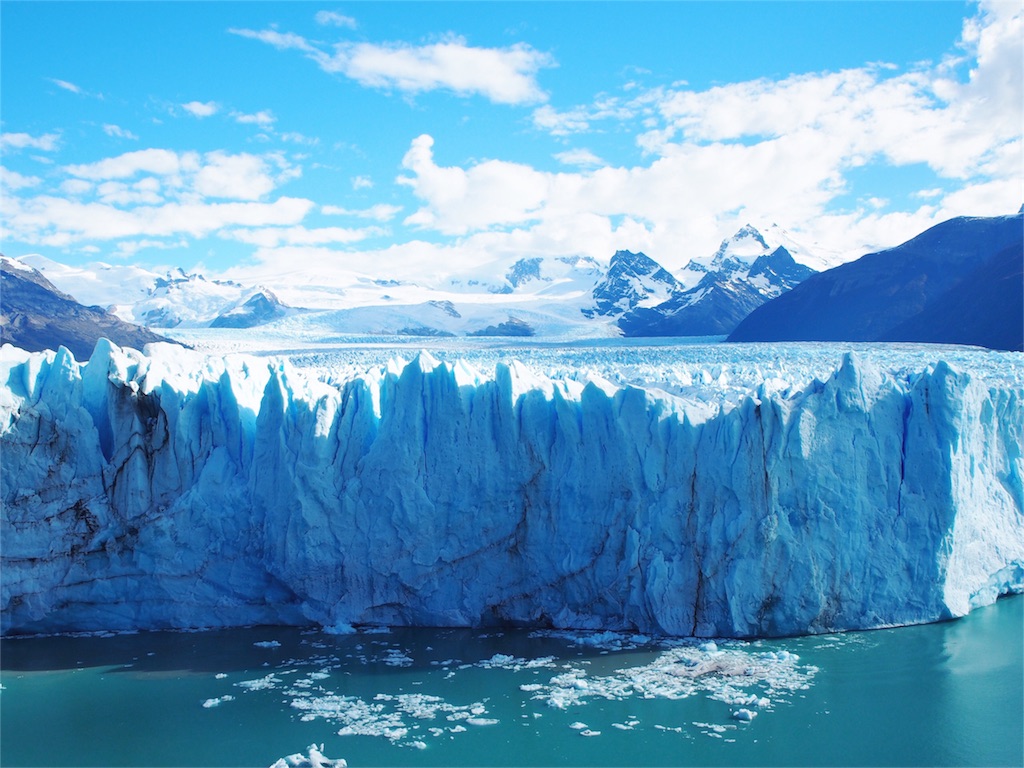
[2,340,1022,637]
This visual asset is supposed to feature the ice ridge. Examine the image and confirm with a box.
[2,340,1022,637]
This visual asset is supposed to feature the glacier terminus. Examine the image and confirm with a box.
[1,340,1022,638]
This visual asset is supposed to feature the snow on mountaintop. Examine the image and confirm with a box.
[0,254,39,276]
[677,224,831,288]
[19,253,160,311]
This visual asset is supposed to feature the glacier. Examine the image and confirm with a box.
[2,339,1022,637]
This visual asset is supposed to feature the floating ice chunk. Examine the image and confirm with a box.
[466,718,498,726]
[202,695,235,708]
[323,622,356,635]
[580,729,601,737]
[569,722,588,730]
[269,743,346,768]
[237,674,282,691]
[254,640,282,648]
[732,708,757,722]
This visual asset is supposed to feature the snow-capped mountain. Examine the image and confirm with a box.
[9,225,818,342]
[583,227,817,337]
[729,212,1024,351]
[0,256,176,360]
[583,250,681,318]
[17,255,290,329]
[136,269,290,328]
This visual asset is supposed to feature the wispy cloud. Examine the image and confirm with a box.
[315,10,357,29]
[229,27,554,104]
[322,203,402,221]
[48,77,83,94]
[182,100,220,118]
[222,224,382,248]
[103,124,139,140]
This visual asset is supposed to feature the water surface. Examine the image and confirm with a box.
[2,596,1020,767]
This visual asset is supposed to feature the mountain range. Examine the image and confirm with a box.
[3,213,1020,353]
[0,256,176,360]
[7,223,819,342]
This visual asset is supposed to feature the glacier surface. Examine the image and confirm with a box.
[2,340,1022,637]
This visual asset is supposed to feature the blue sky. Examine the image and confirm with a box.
[1,1,1020,282]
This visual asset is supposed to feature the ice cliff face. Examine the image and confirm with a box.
[2,341,1022,637]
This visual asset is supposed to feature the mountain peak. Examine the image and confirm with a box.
[711,224,770,265]
[584,250,680,318]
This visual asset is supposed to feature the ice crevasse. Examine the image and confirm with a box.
[1,339,1022,637]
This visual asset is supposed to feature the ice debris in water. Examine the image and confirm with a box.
[269,743,346,768]
[255,640,282,648]
[528,641,815,710]
[201,695,235,708]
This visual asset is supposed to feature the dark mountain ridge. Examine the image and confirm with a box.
[1,258,178,360]
[728,213,1024,351]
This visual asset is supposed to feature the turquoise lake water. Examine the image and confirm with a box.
[1,595,1021,767]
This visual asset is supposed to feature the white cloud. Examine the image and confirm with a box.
[112,238,185,259]
[182,100,220,118]
[222,224,382,248]
[230,27,554,104]
[553,148,605,167]
[59,149,294,201]
[65,149,191,180]
[322,203,402,221]
[351,175,373,190]
[233,109,276,127]
[1,132,61,152]
[96,177,163,206]
[4,194,315,245]
[0,168,42,190]
[60,179,94,195]
[399,134,548,234]
[48,78,82,94]
[103,124,139,140]
[315,10,357,28]
[532,105,590,136]
[193,151,276,200]
[280,131,319,145]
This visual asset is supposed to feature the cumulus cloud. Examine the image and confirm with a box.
[233,109,276,127]
[1,132,61,152]
[553,148,605,167]
[193,151,276,199]
[3,145,313,251]
[230,27,554,104]
[182,100,220,118]
[0,168,42,190]
[65,149,191,180]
